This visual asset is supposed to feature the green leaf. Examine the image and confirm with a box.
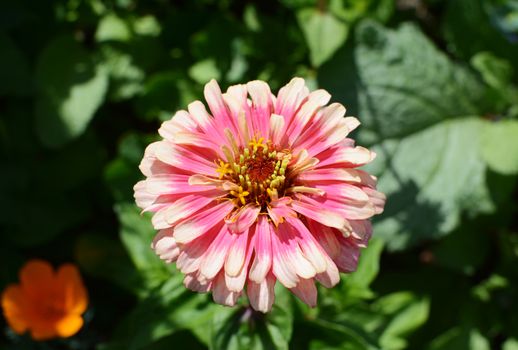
[443,0,518,61]
[503,339,518,350]
[189,59,221,84]
[100,45,145,101]
[320,21,496,250]
[115,203,173,294]
[101,277,219,350]
[343,238,384,299]
[481,120,518,175]
[210,286,293,350]
[297,8,348,67]
[374,293,430,350]
[132,15,161,36]
[471,52,513,90]
[428,328,490,350]
[96,14,132,42]
[35,36,108,148]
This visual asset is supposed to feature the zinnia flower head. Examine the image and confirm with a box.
[134,78,385,312]
[1,260,88,340]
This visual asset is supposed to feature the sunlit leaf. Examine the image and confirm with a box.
[297,8,348,67]
[35,36,108,148]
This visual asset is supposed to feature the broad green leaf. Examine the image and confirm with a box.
[314,292,428,350]
[100,45,145,101]
[210,286,293,350]
[100,277,219,350]
[297,8,348,67]
[504,339,518,350]
[309,317,381,350]
[136,71,185,121]
[96,14,131,42]
[189,59,221,84]
[374,293,429,350]
[428,327,490,350]
[132,15,161,36]
[480,120,518,175]
[35,36,108,148]
[471,52,518,108]
[443,0,518,61]
[343,238,384,299]
[116,203,163,273]
[320,21,497,250]
[329,0,394,23]
[115,203,173,294]
[471,52,513,90]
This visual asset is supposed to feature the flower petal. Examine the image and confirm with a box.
[247,273,276,313]
[249,217,273,283]
[173,201,234,244]
[290,278,317,307]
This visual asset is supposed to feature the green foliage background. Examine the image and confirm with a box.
[1,0,518,349]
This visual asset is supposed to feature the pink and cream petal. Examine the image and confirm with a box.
[290,278,317,307]
[249,217,273,283]
[247,274,276,313]
[173,201,234,244]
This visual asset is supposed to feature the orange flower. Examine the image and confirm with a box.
[1,260,88,341]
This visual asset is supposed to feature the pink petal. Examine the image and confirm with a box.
[199,225,235,279]
[269,114,286,146]
[225,204,261,234]
[249,217,273,283]
[225,230,254,292]
[290,278,317,307]
[187,101,216,135]
[224,228,249,277]
[212,271,240,306]
[315,255,340,288]
[138,142,176,177]
[290,196,346,229]
[362,187,386,214]
[184,272,212,293]
[286,217,329,273]
[267,197,297,227]
[275,77,308,123]
[307,219,341,259]
[247,80,273,138]
[176,225,220,274]
[152,229,180,263]
[334,237,361,273]
[154,141,217,176]
[274,223,317,281]
[151,193,220,230]
[173,201,234,243]
[158,111,197,140]
[247,273,276,313]
[204,80,239,138]
[317,145,376,168]
[298,168,377,188]
[287,89,331,146]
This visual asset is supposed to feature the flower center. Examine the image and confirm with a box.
[216,137,291,207]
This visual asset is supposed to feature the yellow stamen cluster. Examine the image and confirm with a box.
[230,186,250,205]
[217,136,291,208]
[215,160,233,179]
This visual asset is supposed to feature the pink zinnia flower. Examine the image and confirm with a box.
[134,78,385,312]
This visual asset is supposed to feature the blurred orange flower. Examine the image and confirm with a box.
[1,260,88,341]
